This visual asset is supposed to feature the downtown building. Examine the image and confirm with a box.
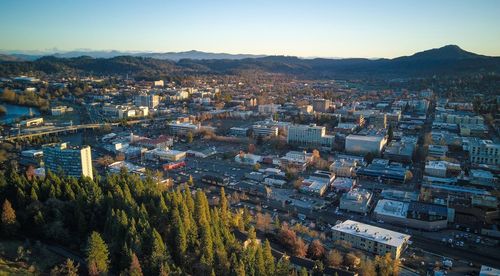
[134,93,160,108]
[42,143,93,180]
[465,138,500,166]
[287,124,334,148]
[345,134,388,156]
[331,220,410,259]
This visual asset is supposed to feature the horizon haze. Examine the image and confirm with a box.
[1,0,499,58]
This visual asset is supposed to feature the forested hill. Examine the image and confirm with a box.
[1,45,499,79]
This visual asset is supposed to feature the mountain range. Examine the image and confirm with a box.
[1,45,499,79]
[0,49,266,61]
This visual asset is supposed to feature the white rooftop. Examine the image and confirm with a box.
[480,265,500,276]
[332,220,410,248]
[374,199,408,219]
[347,134,385,143]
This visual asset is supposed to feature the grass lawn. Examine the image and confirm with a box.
[0,239,65,274]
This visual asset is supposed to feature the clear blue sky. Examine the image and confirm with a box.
[1,0,499,58]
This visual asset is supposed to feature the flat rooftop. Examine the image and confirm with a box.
[374,199,408,219]
[332,220,410,248]
[347,134,385,143]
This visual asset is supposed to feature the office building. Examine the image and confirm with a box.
[168,121,200,135]
[357,163,409,184]
[374,200,450,231]
[258,104,281,114]
[329,158,358,177]
[428,145,448,158]
[467,139,499,165]
[383,137,416,163]
[300,171,335,196]
[252,124,279,137]
[279,151,314,172]
[371,113,387,129]
[312,98,331,113]
[469,169,498,188]
[145,148,186,162]
[153,80,164,87]
[345,134,387,156]
[424,161,461,178]
[287,124,334,148]
[21,117,43,127]
[331,220,410,259]
[340,189,373,214]
[332,177,356,192]
[134,93,160,108]
[51,105,73,116]
[43,143,93,180]
[435,113,484,125]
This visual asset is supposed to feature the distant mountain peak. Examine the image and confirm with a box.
[399,44,485,61]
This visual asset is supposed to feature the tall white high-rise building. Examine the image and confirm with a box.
[43,143,93,180]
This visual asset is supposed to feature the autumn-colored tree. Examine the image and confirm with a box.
[326,249,343,267]
[129,253,143,276]
[278,225,307,257]
[344,252,360,268]
[255,212,272,233]
[359,259,376,276]
[307,239,325,260]
[1,199,18,236]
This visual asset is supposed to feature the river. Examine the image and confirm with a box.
[0,103,41,124]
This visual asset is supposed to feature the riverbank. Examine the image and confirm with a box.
[0,103,40,124]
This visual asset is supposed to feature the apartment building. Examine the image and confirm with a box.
[43,143,93,180]
[331,220,410,259]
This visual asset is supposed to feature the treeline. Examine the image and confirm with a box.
[0,169,302,275]
[1,88,50,111]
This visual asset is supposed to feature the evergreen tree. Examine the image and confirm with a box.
[172,207,187,265]
[255,245,266,276]
[263,240,276,275]
[1,199,18,236]
[150,228,168,274]
[299,267,309,276]
[276,255,292,276]
[220,187,229,225]
[85,231,110,275]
